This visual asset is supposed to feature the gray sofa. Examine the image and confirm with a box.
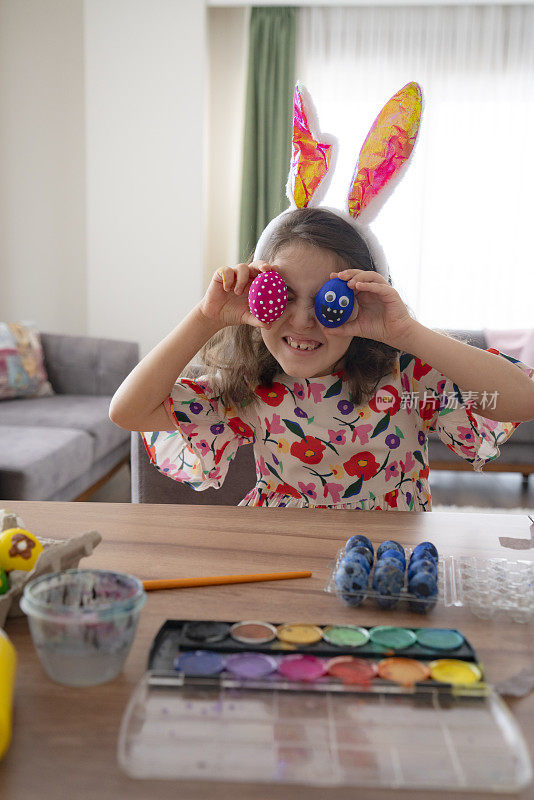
[131,330,533,504]
[427,331,534,488]
[0,332,139,501]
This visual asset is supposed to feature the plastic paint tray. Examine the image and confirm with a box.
[325,548,534,623]
[117,620,533,792]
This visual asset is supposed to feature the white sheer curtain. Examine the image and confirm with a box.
[296,5,534,329]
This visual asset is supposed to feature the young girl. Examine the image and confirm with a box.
[109,85,534,511]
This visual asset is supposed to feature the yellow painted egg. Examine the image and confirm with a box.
[0,528,43,572]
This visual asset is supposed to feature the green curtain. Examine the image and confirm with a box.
[238,7,297,262]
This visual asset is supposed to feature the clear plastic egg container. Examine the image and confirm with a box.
[325,546,442,615]
[445,556,534,624]
[325,548,534,622]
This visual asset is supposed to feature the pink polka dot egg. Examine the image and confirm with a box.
[248,270,287,324]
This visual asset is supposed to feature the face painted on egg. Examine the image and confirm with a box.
[314,278,356,328]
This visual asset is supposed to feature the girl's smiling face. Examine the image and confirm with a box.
[260,241,355,378]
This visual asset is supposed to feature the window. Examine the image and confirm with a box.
[296,5,534,329]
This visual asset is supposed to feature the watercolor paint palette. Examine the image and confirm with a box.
[146,618,479,666]
[326,547,534,622]
[118,619,533,791]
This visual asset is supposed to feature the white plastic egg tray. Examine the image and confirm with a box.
[325,548,534,623]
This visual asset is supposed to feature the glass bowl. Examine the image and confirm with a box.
[20,569,146,686]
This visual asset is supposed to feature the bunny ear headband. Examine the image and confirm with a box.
[253,81,423,284]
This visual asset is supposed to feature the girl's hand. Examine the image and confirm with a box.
[329,269,417,349]
[199,261,273,329]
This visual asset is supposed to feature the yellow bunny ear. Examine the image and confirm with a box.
[348,82,422,223]
[287,83,336,209]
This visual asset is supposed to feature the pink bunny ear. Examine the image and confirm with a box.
[347,82,422,223]
[287,83,335,209]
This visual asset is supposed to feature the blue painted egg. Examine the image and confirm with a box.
[407,557,438,582]
[408,569,438,613]
[408,570,438,598]
[346,534,374,557]
[376,540,404,560]
[335,558,369,590]
[341,592,366,607]
[372,562,405,609]
[346,544,374,570]
[375,556,405,574]
[412,541,439,561]
[342,550,372,574]
[335,558,369,606]
[314,278,355,328]
[378,548,406,569]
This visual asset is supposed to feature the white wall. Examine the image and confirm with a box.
[0,0,87,334]
[84,0,207,356]
[206,7,248,286]
[0,0,208,358]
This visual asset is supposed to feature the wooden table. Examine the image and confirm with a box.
[2,502,533,800]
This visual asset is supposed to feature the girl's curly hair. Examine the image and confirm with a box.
[189,208,399,407]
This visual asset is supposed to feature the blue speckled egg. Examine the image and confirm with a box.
[342,550,372,574]
[341,592,366,607]
[407,557,438,582]
[346,534,374,557]
[412,541,438,561]
[409,597,437,614]
[335,558,369,606]
[408,570,438,598]
[378,548,406,569]
[409,553,438,571]
[346,544,374,570]
[375,556,405,575]
[376,540,404,560]
[372,563,405,609]
[408,569,438,613]
[335,558,369,590]
[314,278,355,328]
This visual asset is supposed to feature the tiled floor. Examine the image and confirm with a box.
[89,463,534,511]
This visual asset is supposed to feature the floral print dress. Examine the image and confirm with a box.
[142,350,533,511]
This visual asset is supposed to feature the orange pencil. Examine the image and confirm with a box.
[142,570,312,591]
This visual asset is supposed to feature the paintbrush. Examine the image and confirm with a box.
[142,570,312,591]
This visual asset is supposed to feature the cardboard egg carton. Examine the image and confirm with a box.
[0,509,102,628]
